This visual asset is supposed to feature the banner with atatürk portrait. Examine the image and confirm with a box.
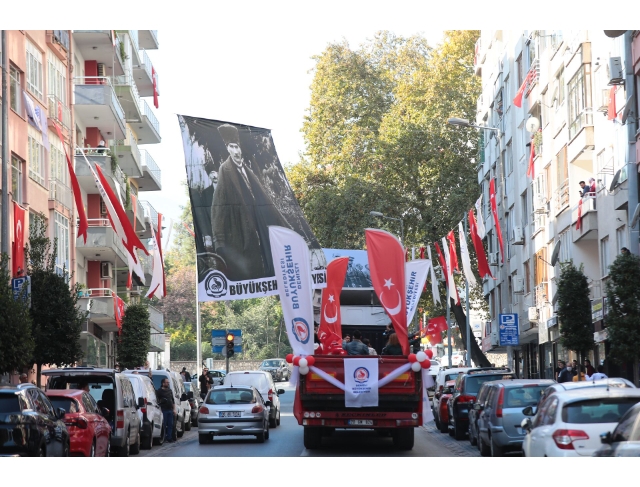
[178,115,326,301]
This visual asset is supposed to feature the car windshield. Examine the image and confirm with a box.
[224,374,268,390]
[445,373,461,382]
[562,397,640,424]
[504,386,547,408]
[206,389,255,404]
[48,397,79,413]
[47,376,114,404]
[150,375,166,390]
[465,375,514,394]
[261,361,280,367]
[0,395,22,414]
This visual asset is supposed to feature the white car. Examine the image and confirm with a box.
[223,371,284,428]
[126,373,165,448]
[522,388,640,457]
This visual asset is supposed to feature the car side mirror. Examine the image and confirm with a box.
[187,391,194,400]
[522,406,534,417]
[137,397,145,409]
[55,407,66,419]
[265,400,272,407]
[277,389,285,395]
[600,431,612,445]
[521,417,532,432]
[180,393,188,402]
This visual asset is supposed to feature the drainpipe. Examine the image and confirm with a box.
[624,32,639,255]
[1,31,9,256]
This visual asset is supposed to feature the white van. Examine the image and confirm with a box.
[126,373,165,448]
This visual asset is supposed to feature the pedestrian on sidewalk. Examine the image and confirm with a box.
[156,378,175,443]
[199,368,212,401]
[557,360,572,383]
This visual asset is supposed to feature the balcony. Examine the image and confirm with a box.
[534,282,548,308]
[126,192,147,238]
[136,99,161,144]
[568,108,595,164]
[149,326,165,352]
[132,49,158,97]
[138,30,159,50]
[111,127,142,178]
[49,178,72,212]
[78,289,120,332]
[73,31,124,76]
[137,150,162,191]
[141,200,159,229]
[74,150,127,197]
[530,212,546,237]
[572,195,598,242]
[73,77,126,139]
[47,95,71,131]
[613,166,629,210]
[75,219,128,266]
[113,73,143,127]
[149,304,164,332]
[554,178,570,215]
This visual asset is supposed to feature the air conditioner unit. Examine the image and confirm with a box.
[608,57,624,85]
[512,226,524,245]
[100,262,113,279]
[97,63,106,77]
[488,252,499,266]
[528,307,539,322]
[513,277,525,294]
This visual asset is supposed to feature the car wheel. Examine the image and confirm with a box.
[256,421,266,443]
[265,421,270,440]
[154,424,165,446]
[192,414,198,427]
[63,441,70,457]
[269,408,277,428]
[448,420,455,437]
[478,434,490,457]
[276,408,281,426]
[454,420,466,441]
[490,436,505,457]
[130,429,141,455]
[439,418,449,434]
[177,418,185,438]
[303,426,322,449]
[198,433,211,445]
[185,416,192,431]
[434,413,440,430]
[90,440,96,457]
[393,428,414,450]
[142,425,153,450]
[120,434,130,457]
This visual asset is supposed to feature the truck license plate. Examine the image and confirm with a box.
[220,411,241,418]
[348,419,373,426]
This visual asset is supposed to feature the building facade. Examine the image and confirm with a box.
[473,30,638,381]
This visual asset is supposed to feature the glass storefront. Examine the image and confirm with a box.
[80,333,108,367]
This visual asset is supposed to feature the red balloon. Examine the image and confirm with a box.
[425,349,434,359]
[293,356,301,366]
[421,359,431,369]
[306,356,316,367]
[285,354,293,364]
[408,353,417,363]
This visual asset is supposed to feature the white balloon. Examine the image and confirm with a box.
[411,362,422,372]
[416,351,427,363]
[299,365,310,375]
[299,358,308,368]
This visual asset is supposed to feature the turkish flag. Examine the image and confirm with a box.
[513,70,532,108]
[576,199,583,230]
[434,242,449,285]
[318,256,349,354]
[489,178,504,263]
[608,86,616,121]
[426,317,447,344]
[12,202,26,277]
[366,228,408,355]
[114,295,125,330]
[468,208,493,279]
[527,139,536,178]
[152,66,159,109]
[447,230,459,272]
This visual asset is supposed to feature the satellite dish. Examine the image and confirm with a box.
[526,117,540,133]
[604,30,627,38]
[621,95,634,125]
[551,291,558,306]
[551,239,562,266]
[631,203,640,229]
[609,169,621,193]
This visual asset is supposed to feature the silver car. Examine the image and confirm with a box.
[198,386,270,444]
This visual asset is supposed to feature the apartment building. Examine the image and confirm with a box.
[1,30,165,372]
[473,30,638,381]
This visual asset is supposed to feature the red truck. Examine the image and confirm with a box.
[293,355,423,450]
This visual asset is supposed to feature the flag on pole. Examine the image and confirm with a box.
[441,237,460,305]
[131,192,138,232]
[446,230,459,272]
[12,202,26,277]
[475,195,486,239]
[114,295,125,330]
[468,208,493,279]
[489,178,504,263]
[513,70,533,108]
[366,228,409,355]
[146,219,165,299]
[318,256,349,355]
[426,316,448,344]
[426,246,441,306]
[458,221,477,288]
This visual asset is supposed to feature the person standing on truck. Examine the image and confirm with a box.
[363,338,377,355]
[381,333,403,356]
[345,330,369,355]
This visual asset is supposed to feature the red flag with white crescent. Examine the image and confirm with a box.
[489,178,504,263]
[468,208,493,279]
[446,230,459,272]
[365,228,408,355]
[12,202,26,277]
[318,256,349,354]
[527,138,536,179]
[434,242,449,285]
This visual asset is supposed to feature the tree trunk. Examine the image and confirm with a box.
[634,358,639,388]
[36,363,42,388]
[450,300,491,368]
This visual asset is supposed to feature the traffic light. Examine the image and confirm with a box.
[226,333,235,358]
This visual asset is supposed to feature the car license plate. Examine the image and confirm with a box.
[220,411,241,418]
[348,419,373,426]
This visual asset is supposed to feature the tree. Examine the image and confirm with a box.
[26,214,86,386]
[605,253,640,386]
[0,254,34,375]
[117,303,151,370]
[557,261,593,379]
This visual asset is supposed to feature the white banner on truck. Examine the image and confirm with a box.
[405,259,431,325]
[344,358,379,408]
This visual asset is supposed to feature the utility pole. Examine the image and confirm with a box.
[1,31,9,256]
[446,279,452,366]
[464,213,471,366]
[195,260,202,378]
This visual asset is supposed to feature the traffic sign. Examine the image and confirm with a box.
[211,329,243,354]
[12,276,31,307]
[498,314,519,346]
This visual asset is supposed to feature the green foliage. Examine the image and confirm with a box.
[26,214,86,376]
[118,303,151,369]
[0,254,34,374]
[165,184,196,272]
[557,261,593,355]
[110,153,118,174]
[125,179,131,210]
[605,253,640,366]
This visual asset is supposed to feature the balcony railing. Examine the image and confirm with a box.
[129,30,139,53]
[113,72,142,116]
[525,59,541,96]
[112,127,141,162]
[141,200,158,227]
[534,282,548,308]
[52,30,70,51]
[47,95,71,131]
[140,149,161,187]
[73,76,126,126]
[49,178,72,210]
[75,147,127,195]
[140,99,160,135]
[554,178,570,214]
[569,107,594,141]
[140,49,154,86]
[148,304,164,331]
[572,194,597,222]
[531,212,545,236]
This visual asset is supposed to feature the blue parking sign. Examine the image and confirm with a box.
[12,277,31,307]
[499,314,519,346]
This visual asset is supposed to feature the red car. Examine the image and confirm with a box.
[434,380,456,434]
[45,389,111,457]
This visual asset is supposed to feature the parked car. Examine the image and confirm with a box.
[45,389,111,456]
[170,371,192,432]
[467,381,491,447]
[447,367,515,440]
[433,380,456,434]
[197,385,271,444]
[536,378,636,410]
[126,373,165,448]
[0,384,70,457]
[595,402,640,457]
[44,367,142,456]
[184,382,201,426]
[475,379,554,456]
[432,367,471,418]
[208,370,227,387]
[522,388,640,457]
[259,359,291,382]
[223,371,284,428]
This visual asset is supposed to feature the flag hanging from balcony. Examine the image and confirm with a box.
[12,202,26,277]
[489,178,505,263]
[576,199,583,231]
[146,217,166,299]
[475,195,486,239]
[54,124,88,243]
[527,139,536,178]
[458,221,477,288]
[446,230,459,272]
[152,67,159,109]
[468,208,493,280]
[513,70,534,108]
[318,256,349,355]
[441,237,460,305]
[114,295,125,330]
[426,245,441,306]
[131,192,138,232]
[608,86,617,121]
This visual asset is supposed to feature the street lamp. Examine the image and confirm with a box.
[369,211,404,245]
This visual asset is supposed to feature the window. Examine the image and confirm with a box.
[534,248,547,286]
[568,65,593,139]
[556,69,565,107]
[601,237,610,277]
[49,136,68,186]
[11,156,23,203]
[54,212,70,277]
[522,190,529,226]
[526,38,537,69]
[611,407,640,443]
[524,260,531,294]
[48,50,67,105]
[559,230,572,264]
[617,226,628,255]
[506,140,513,174]
[516,54,524,88]
[10,67,21,113]
[28,127,45,186]
[26,39,44,100]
